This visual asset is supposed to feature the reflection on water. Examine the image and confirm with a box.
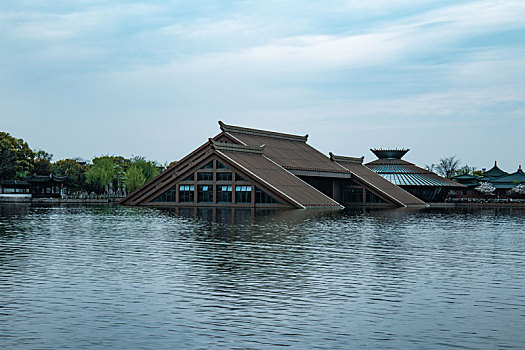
[1,204,524,349]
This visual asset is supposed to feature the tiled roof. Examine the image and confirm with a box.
[215,144,343,208]
[220,122,348,174]
[330,153,427,207]
[483,161,508,178]
[491,167,525,184]
[366,157,463,187]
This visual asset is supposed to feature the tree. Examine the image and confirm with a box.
[475,182,495,195]
[511,184,525,195]
[456,164,476,176]
[53,158,88,192]
[130,156,160,182]
[0,132,34,180]
[124,164,146,193]
[435,156,461,179]
[33,149,53,175]
[85,157,115,193]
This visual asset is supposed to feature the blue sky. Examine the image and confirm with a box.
[1,0,524,171]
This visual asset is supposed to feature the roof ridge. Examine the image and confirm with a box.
[329,152,364,164]
[219,121,308,142]
[211,140,265,154]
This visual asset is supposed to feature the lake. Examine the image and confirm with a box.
[1,205,524,349]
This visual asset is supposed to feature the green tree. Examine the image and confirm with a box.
[124,164,146,193]
[52,158,88,192]
[0,132,35,180]
[130,156,160,182]
[85,157,115,193]
[33,149,53,175]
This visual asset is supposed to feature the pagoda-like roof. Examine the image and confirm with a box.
[366,150,463,187]
[491,166,525,184]
[482,161,508,179]
[370,149,410,160]
[23,174,67,183]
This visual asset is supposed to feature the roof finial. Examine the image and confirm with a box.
[495,160,497,167]
[520,165,523,171]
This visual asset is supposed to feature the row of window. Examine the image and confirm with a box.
[153,185,280,204]
[183,172,239,182]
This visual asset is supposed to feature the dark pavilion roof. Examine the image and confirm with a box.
[330,153,427,207]
[219,122,348,174]
[23,174,67,183]
[490,166,525,188]
[451,174,480,187]
[481,161,508,180]
[366,149,463,187]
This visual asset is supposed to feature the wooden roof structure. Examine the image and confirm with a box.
[121,123,436,209]
[329,153,427,207]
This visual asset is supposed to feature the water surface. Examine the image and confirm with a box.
[1,205,524,349]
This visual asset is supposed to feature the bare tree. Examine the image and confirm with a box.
[435,156,461,179]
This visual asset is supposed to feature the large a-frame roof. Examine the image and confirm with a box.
[219,122,348,174]
[121,138,343,209]
[213,142,343,208]
[330,153,428,207]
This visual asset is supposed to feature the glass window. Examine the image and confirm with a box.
[216,172,232,181]
[366,191,386,203]
[198,185,213,202]
[216,161,228,169]
[217,185,232,203]
[255,187,281,204]
[236,173,246,182]
[201,161,213,169]
[182,173,194,181]
[153,186,177,202]
[179,185,194,202]
[235,185,252,203]
[197,172,213,181]
[344,188,363,203]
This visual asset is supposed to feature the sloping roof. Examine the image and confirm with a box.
[219,121,348,174]
[330,153,427,207]
[491,167,525,184]
[482,161,508,179]
[366,150,463,187]
[23,174,67,183]
[213,142,343,208]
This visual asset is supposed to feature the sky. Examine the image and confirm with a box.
[1,0,524,171]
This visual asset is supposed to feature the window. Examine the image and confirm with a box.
[344,188,363,203]
[236,173,246,182]
[182,173,194,181]
[366,191,386,203]
[179,185,194,202]
[201,161,213,169]
[255,187,281,204]
[198,185,213,202]
[235,185,252,203]
[197,172,213,181]
[217,185,232,202]
[153,186,177,202]
[216,172,232,181]
[216,161,228,169]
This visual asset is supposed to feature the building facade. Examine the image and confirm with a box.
[121,122,431,209]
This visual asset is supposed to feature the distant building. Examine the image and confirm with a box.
[121,122,429,209]
[365,149,464,202]
[23,174,67,198]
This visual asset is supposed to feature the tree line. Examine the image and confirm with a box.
[0,131,171,194]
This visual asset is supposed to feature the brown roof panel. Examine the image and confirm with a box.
[214,143,343,208]
[330,153,428,207]
[220,122,349,174]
